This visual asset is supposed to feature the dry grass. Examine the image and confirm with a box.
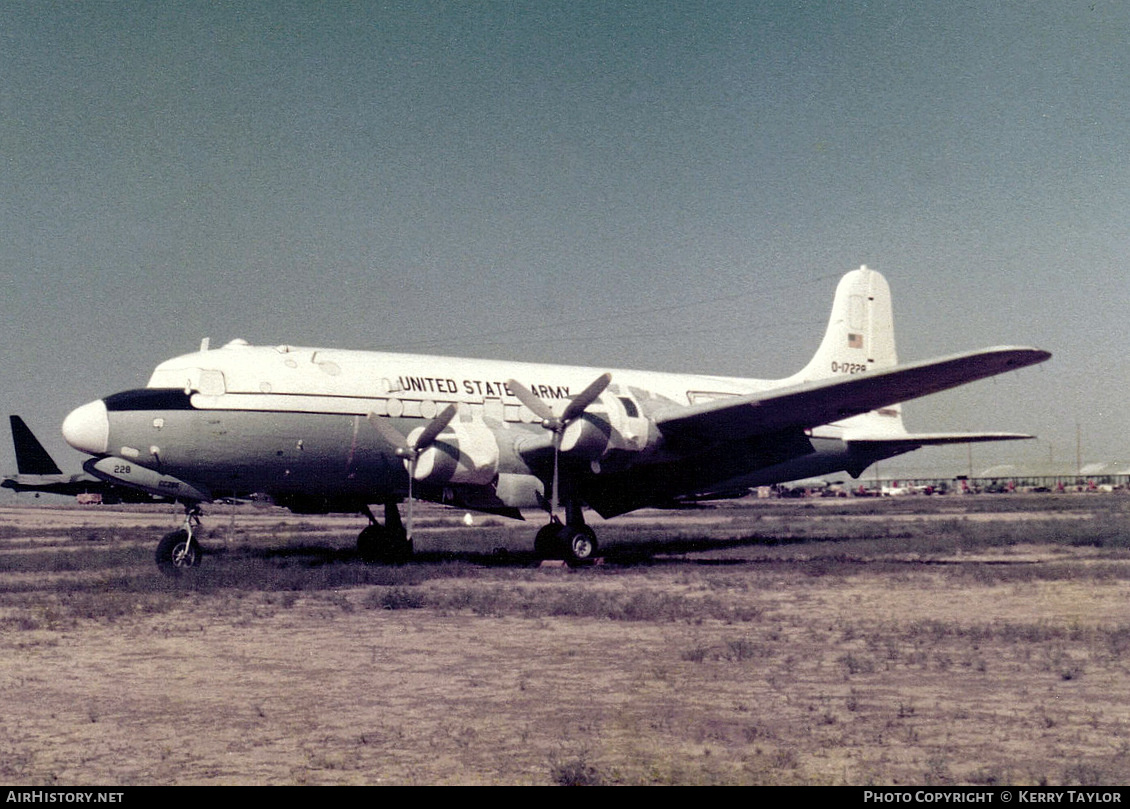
[1,495,1130,784]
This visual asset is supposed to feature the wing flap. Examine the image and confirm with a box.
[847,432,1035,449]
[656,346,1050,447]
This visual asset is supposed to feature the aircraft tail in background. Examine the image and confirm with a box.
[10,415,63,476]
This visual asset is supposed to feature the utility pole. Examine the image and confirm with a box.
[1076,422,1082,476]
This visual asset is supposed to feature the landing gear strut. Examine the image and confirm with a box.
[156,503,204,576]
[357,502,412,563]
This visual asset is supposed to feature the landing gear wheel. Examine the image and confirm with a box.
[534,523,564,559]
[358,524,412,563]
[566,526,598,563]
[534,522,598,562]
[156,529,199,577]
[357,524,382,563]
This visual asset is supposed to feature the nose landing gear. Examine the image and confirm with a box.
[155,504,204,576]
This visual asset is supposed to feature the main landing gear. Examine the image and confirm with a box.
[357,503,412,563]
[155,503,204,576]
[534,519,598,562]
[534,502,599,564]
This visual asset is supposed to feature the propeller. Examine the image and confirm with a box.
[366,403,457,539]
[507,372,611,514]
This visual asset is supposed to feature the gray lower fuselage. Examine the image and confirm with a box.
[87,393,894,516]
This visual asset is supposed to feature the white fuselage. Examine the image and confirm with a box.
[60,339,881,516]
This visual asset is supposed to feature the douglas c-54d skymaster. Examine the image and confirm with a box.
[61,266,1049,574]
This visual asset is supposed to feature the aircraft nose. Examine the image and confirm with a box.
[62,400,109,455]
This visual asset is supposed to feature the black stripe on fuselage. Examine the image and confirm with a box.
[103,389,195,411]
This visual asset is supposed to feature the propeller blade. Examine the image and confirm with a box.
[367,403,458,456]
[507,379,557,425]
[562,372,612,423]
[406,461,415,540]
[550,430,562,513]
[413,403,457,451]
[366,404,457,544]
[366,412,412,455]
[508,373,611,517]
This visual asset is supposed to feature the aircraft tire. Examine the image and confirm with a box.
[566,526,598,563]
[357,525,388,563]
[155,530,199,576]
[358,525,412,564]
[534,523,564,559]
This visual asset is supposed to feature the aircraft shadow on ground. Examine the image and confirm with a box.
[191,525,1057,583]
[208,532,871,570]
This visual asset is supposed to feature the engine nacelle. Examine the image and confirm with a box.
[558,394,651,460]
[408,419,500,486]
[493,473,544,509]
[85,457,212,502]
[559,413,613,458]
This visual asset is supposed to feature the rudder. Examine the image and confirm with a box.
[786,265,898,385]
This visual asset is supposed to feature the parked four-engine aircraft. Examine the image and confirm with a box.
[60,266,1049,574]
[2,415,162,503]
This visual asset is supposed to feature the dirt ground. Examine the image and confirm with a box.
[2,496,1129,785]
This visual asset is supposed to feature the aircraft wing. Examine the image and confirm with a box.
[656,346,1050,448]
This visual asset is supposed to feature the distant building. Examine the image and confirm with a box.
[978,462,1130,489]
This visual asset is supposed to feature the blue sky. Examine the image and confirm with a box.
[2,1,1127,485]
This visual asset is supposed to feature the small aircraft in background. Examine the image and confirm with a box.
[60,266,1050,574]
[2,415,163,504]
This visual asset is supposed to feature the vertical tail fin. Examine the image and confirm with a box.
[787,265,898,384]
[783,266,907,434]
[10,416,63,476]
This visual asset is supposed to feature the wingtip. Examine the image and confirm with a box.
[1015,347,1053,367]
[978,346,1052,367]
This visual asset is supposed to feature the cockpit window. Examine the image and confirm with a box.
[197,370,226,395]
[148,367,226,393]
[103,389,195,411]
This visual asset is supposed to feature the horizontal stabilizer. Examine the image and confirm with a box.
[657,346,1050,447]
